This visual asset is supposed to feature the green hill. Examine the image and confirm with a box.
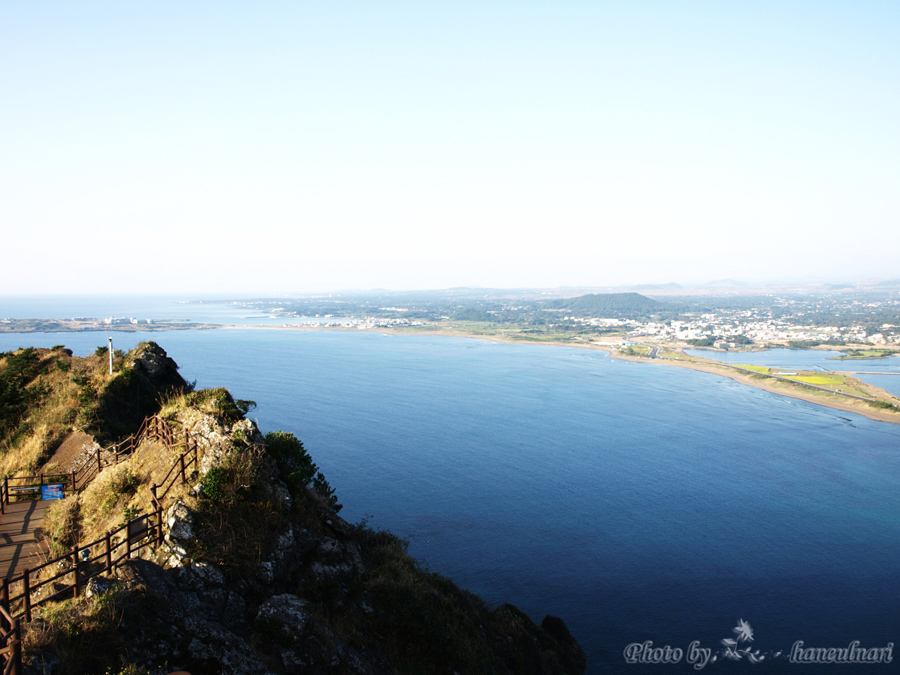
[543,292,664,317]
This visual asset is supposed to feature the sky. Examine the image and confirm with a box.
[2,1,898,295]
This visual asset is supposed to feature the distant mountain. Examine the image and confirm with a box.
[874,279,900,288]
[543,292,665,317]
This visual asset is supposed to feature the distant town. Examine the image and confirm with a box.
[222,282,900,352]
[2,282,899,352]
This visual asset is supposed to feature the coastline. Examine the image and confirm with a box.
[5,321,899,425]
[217,324,900,425]
[608,351,900,425]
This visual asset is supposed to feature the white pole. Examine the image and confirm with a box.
[108,336,113,375]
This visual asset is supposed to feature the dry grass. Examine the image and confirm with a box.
[23,582,133,675]
[78,461,148,544]
[42,497,81,557]
[0,422,55,476]
[189,444,286,575]
[0,347,117,477]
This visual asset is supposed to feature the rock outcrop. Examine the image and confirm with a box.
[25,387,587,675]
[93,342,188,442]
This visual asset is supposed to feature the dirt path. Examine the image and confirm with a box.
[41,430,104,478]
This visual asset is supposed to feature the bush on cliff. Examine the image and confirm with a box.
[265,430,342,512]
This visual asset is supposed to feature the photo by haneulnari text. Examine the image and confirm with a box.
[623,639,893,669]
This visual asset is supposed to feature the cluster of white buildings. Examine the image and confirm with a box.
[285,317,425,329]
[102,317,153,325]
[625,317,899,345]
[560,311,899,346]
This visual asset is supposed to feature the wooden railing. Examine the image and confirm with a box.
[0,416,164,514]
[1,509,163,624]
[0,604,21,675]
[0,414,202,672]
[152,432,197,512]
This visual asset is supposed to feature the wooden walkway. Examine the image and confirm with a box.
[0,501,52,579]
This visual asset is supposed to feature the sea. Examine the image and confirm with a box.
[2,297,899,674]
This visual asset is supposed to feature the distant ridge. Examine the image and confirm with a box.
[544,292,664,317]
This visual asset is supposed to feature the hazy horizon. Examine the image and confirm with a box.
[2,2,898,295]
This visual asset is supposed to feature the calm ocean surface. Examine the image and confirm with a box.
[2,301,899,673]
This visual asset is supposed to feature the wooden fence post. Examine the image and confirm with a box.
[1,578,8,614]
[156,506,164,548]
[1,477,6,514]
[126,527,132,561]
[179,454,186,484]
[97,447,101,476]
[71,470,76,493]
[22,570,31,623]
[13,619,22,675]
[105,532,112,572]
[71,546,79,598]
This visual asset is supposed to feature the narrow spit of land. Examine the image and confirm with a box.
[220,323,900,425]
[4,319,898,425]
[609,350,900,425]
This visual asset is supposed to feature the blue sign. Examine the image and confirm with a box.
[41,484,64,500]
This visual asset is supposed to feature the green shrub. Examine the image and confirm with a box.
[235,399,257,415]
[100,467,140,513]
[265,431,341,512]
[201,466,228,502]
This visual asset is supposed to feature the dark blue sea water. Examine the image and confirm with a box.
[2,318,899,673]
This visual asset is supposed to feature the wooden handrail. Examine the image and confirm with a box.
[0,412,209,672]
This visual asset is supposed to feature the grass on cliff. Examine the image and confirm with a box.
[0,343,180,478]
[189,442,289,576]
[354,529,503,672]
[291,525,580,675]
[0,346,88,476]
[23,582,143,675]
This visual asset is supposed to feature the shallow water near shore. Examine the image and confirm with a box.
[2,328,900,673]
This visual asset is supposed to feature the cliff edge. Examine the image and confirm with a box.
[0,343,587,675]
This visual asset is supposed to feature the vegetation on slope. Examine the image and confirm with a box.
[0,342,189,480]
[3,344,585,675]
[542,292,665,317]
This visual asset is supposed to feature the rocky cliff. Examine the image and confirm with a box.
[8,343,587,675]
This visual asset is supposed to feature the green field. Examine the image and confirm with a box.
[786,375,844,387]
[835,349,897,360]
[735,365,771,373]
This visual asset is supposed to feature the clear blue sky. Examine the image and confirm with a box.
[2,2,898,294]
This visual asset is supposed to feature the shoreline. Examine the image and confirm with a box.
[6,322,900,425]
[608,351,900,425]
[219,324,900,425]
